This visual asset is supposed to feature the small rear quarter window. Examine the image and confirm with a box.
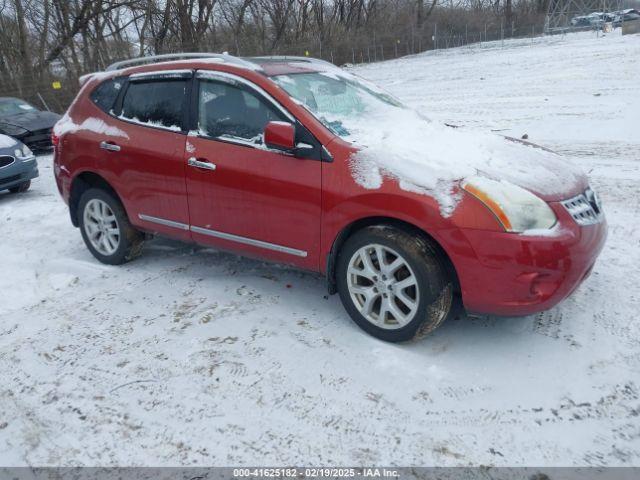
[90,78,123,113]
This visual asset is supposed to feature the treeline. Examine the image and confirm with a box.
[0,0,550,111]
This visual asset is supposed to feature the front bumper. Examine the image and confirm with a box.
[18,128,54,152]
[0,156,39,191]
[450,202,608,316]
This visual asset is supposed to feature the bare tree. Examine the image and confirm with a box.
[0,0,547,110]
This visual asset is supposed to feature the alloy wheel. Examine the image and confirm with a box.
[346,243,420,329]
[83,198,120,256]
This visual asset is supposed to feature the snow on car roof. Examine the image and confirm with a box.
[258,62,321,76]
[80,56,336,89]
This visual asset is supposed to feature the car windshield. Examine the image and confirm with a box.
[0,98,37,117]
[273,71,405,137]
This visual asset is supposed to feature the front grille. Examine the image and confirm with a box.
[0,155,15,168]
[562,187,603,226]
[0,174,21,186]
[23,127,53,150]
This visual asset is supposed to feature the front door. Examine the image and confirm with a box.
[185,72,322,270]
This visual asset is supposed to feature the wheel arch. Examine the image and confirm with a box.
[68,171,123,227]
[325,216,461,297]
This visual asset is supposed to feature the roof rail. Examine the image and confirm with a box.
[247,56,336,68]
[105,53,260,72]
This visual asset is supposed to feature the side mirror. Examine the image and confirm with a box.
[264,121,295,151]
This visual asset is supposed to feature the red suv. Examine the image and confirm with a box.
[53,53,607,342]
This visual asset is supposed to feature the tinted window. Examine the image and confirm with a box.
[198,80,286,142]
[90,78,124,113]
[121,80,186,131]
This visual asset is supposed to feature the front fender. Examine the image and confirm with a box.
[320,191,455,274]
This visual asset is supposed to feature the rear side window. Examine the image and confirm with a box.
[90,78,123,113]
[120,80,186,131]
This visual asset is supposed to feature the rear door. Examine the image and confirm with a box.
[184,71,322,270]
[110,71,192,240]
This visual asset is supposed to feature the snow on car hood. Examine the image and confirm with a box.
[0,134,18,149]
[345,105,587,216]
[275,68,587,217]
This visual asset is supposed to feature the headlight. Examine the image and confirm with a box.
[15,145,35,161]
[462,176,557,233]
[0,123,29,137]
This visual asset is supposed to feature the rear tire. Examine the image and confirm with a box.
[336,225,452,342]
[9,180,31,193]
[78,188,143,265]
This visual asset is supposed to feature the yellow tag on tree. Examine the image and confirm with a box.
[52,81,62,90]
[305,50,309,56]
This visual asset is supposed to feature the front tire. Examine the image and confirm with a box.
[336,225,452,342]
[9,180,31,193]
[78,188,143,265]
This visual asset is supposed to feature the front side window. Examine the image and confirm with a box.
[120,80,186,131]
[198,79,287,143]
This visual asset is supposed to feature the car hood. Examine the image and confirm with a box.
[0,110,61,132]
[483,136,588,202]
[344,107,588,214]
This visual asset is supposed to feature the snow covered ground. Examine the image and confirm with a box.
[1,31,639,466]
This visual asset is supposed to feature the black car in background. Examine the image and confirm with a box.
[0,97,60,151]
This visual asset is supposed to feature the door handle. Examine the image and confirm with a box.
[100,141,121,152]
[188,157,216,171]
